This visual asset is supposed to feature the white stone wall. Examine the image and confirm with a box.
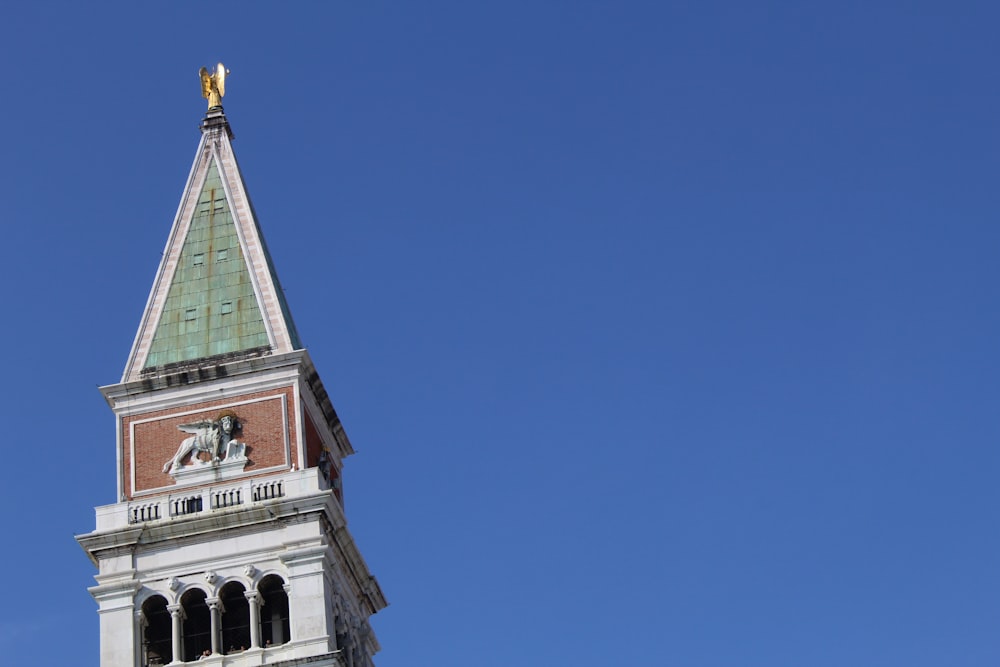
[80,468,383,666]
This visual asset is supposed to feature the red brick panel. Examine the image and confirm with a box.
[304,410,323,469]
[304,409,341,504]
[124,386,297,497]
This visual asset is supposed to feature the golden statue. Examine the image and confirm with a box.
[199,63,229,109]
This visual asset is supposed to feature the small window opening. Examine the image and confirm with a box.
[193,253,205,266]
[220,302,233,315]
[217,248,229,261]
[259,575,291,646]
[185,308,197,321]
[335,611,349,652]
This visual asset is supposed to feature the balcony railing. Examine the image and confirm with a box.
[95,468,331,531]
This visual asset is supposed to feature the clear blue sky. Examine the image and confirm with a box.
[1,2,998,665]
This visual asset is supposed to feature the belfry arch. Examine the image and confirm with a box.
[140,595,172,666]
[180,588,211,661]
[220,581,251,652]
[259,574,291,646]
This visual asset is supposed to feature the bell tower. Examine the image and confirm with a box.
[77,67,387,667]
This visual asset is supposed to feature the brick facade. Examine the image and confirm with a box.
[123,385,298,497]
[304,409,323,469]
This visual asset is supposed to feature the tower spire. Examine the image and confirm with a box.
[122,82,301,382]
[79,70,386,667]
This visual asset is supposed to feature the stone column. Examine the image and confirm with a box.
[245,590,262,649]
[89,576,141,667]
[343,620,356,667]
[207,597,223,655]
[167,603,185,664]
[135,610,146,667]
[281,544,334,646]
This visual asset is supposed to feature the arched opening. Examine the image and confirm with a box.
[259,575,290,646]
[181,588,211,661]
[220,581,251,653]
[334,610,348,652]
[141,595,172,666]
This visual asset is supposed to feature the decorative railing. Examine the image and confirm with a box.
[98,468,325,529]
[252,479,284,502]
[211,485,243,509]
[171,494,203,517]
[130,502,161,523]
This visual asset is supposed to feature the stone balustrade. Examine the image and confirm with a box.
[94,468,331,531]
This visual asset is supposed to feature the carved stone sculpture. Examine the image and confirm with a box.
[163,413,245,474]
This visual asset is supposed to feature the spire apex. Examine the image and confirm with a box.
[201,107,233,138]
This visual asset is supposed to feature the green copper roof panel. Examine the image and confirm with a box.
[144,160,270,368]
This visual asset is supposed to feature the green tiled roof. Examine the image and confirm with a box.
[144,159,270,368]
